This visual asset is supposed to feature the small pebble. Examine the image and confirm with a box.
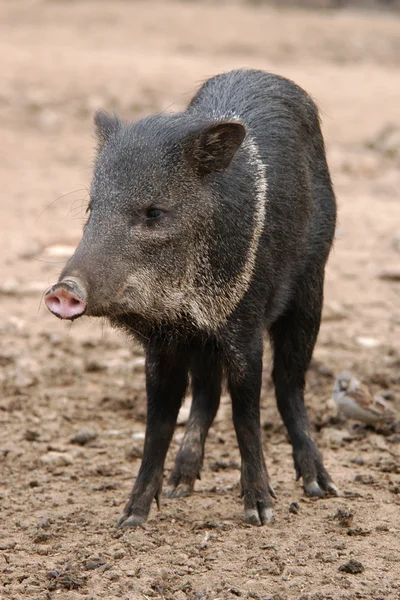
[70,428,97,446]
[355,336,381,349]
[289,502,300,515]
[84,557,107,571]
[33,532,50,544]
[378,268,400,282]
[24,430,40,442]
[40,452,73,467]
[38,518,51,529]
[41,244,76,260]
[85,359,107,373]
[338,559,365,574]
[333,509,354,527]
[354,474,375,485]
[47,570,59,580]
[126,445,143,460]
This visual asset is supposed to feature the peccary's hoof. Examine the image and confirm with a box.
[245,506,275,526]
[164,483,193,499]
[115,513,147,529]
[294,444,339,498]
[304,480,340,498]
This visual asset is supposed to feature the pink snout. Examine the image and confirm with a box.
[45,279,87,320]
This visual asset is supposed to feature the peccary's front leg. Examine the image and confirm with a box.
[227,330,275,526]
[117,343,189,528]
[165,342,222,498]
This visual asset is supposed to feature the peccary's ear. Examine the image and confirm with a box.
[187,121,246,176]
[94,110,121,149]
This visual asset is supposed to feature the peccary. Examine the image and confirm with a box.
[45,69,338,527]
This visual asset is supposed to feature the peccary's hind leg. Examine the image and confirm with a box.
[227,329,275,526]
[165,342,222,499]
[269,269,338,498]
[117,343,189,528]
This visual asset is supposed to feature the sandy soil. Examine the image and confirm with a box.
[0,1,400,599]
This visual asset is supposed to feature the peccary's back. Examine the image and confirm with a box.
[187,69,336,315]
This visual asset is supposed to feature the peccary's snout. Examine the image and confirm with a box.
[45,278,87,320]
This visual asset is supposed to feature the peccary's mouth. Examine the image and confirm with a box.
[45,278,87,321]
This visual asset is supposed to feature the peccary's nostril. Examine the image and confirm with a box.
[45,282,87,320]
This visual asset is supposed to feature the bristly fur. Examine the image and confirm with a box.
[55,69,338,527]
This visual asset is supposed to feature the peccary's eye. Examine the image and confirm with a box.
[145,207,164,221]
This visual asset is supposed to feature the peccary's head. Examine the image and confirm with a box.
[45,110,254,330]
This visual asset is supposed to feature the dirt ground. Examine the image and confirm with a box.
[1,1,400,599]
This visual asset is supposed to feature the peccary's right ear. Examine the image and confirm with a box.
[186,121,246,176]
[94,110,121,149]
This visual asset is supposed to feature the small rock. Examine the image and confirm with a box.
[338,559,365,574]
[210,459,240,471]
[347,527,370,537]
[333,509,354,527]
[126,445,143,460]
[24,430,40,442]
[70,428,97,446]
[174,591,187,600]
[0,541,16,550]
[40,452,73,467]
[85,359,107,373]
[199,532,210,550]
[322,302,348,322]
[354,474,376,485]
[289,501,300,515]
[0,279,21,295]
[84,557,107,571]
[33,532,50,544]
[38,518,52,529]
[131,356,145,372]
[378,269,400,282]
[40,245,76,260]
[47,569,59,580]
[355,336,381,349]
[318,364,334,377]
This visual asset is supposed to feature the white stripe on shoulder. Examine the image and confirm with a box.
[187,124,268,331]
[237,133,267,294]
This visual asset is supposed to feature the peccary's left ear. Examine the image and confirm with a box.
[94,110,121,150]
[187,121,247,176]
